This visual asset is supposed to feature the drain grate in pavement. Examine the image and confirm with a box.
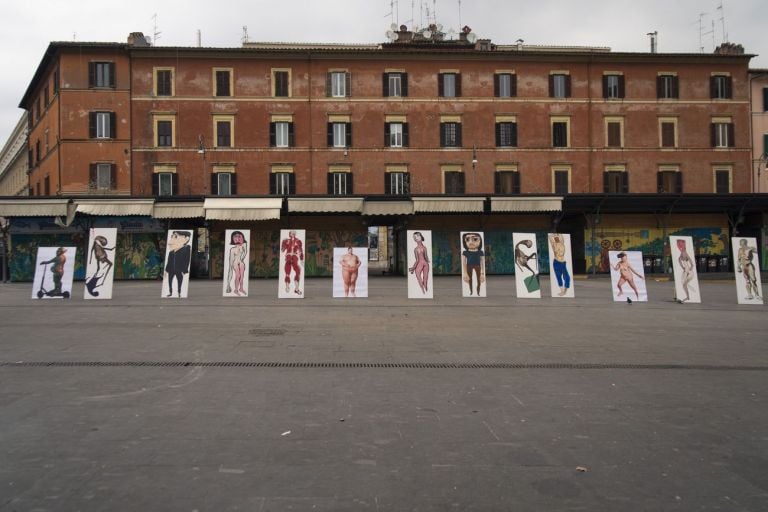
[247,328,286,337]
[0,361,767,371]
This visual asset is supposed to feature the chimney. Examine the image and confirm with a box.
[647,31,658,53]
[127,32,150,47]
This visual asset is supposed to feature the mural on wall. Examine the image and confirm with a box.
[223,229,250,297]
[279,229,305,298]
[513,233,541,298]
[460,231,486,297]
[585,227,729,273]
[161,230,194,298]
[732,237,763,305]
[31,247,76,299]
[84,228,117,299]
[407,230,433,299]
[333,247,368,298]
[548,233,574,298]
[669,236,701,303]
[609,250,647,302]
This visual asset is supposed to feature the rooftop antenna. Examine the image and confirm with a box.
[458,0,462,30]
[697,13,707,53]
[152,13,162,44]
[716,1,728,43]
[196,29,202,48]
[432,0,437,26]
[72,32,77,41]
[647,31,658,53]
[242,26,249,44]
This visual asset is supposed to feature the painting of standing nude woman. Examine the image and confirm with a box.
[407,230,433,299]
[608,250,648,302]
[223,229,250,297]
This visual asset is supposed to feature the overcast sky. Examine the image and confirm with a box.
[0,0,765,147]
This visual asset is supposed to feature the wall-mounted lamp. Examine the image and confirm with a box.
[471,145,478,170]
[197,135,206,154]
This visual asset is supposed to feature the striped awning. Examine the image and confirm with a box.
[0,198,70,217]
[152,202,205,219]
[288,198,363,213]
[412,197,485,213]
[362,201,414,216]
[491,197,563,212]
[203,198,283,221]
[75,199,155,216]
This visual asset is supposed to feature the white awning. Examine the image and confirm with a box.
[412,197,486,213]
[203,198,283,221]
[75,199,155,216]
[288,198,363,213]
[491,197,563,212]
[362,201,414,216]
[152,202,205,219]
[0,199,70,217]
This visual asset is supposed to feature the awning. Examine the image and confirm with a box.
[491,197,563,212]
[152,202,205,219]
[75,199,155,216]
[362,200,414,216]
[203,198,283,221]
[0,198,70,217]
[288,198,363,213]
[412,197,485,213]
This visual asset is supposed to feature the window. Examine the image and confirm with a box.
[711,119,734,148]
[443,171,465,194]
[660,118,678,148]
[657,169,682,193]
[155,68,173,96]
[270,168,295,195]
[657,74,679,99]
[152,166,177,196]
[35,98,41,123]
[386,171,410,195]
[270,121,294,148]
[383,72,407,97]
[553,167,571,194]
[385,122,408,148]
[710,75,732,99]
[494,73,516,97]
[328,122,352,148]
[714,168,732,194]
[551,118,569,148]
[90,112,115,139]
[156,120,173,147]
[90,163,115,190]
[495,120,518,147]
[439,72,461,97]
[53,68,59,94]
[603,74,625,99]
[35,139,41,162]
[44,86,49,107]
[214,69,232,97]
[45,129,49,152]
[215,118,233,148]
[328,171,352,195]
[211,170,236,196]
[327,71,350,97]
[605,118,623,148]
[495,169,521,194]
[549,73,571,98]
[603,169,629,193]
[273,70,290,97]
[89,62,115,88]
[764,88,768,112]
[44,176,50,196]
[440,121,462,147]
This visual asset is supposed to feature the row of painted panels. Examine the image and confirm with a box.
[31,228,764,305]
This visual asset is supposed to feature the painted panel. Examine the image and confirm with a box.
[669,236,701,303]
[548,233,575,298]
[513,233,541,298]
[279,229,306,298]
[161,230,194,298]
[223,229,250,297]
[732,237,764,305]
[31,247,76,299]
[333,247,368,298]
[459,231,486,297]
[84,228,117,299]
[407,230,433,299]
[609,250,647,302]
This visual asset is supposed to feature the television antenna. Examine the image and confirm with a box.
[242,26,249,44]
[716,1,728,43]
[152,13,162,44]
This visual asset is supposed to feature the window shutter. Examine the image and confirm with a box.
[675,172,683,194]
[89,112,97,138]
[89,164,97,187]
[511,123,518,146]
[346,173,353,194]
[110,164,117,189]
[401,73,408,96]
[455,74,462,97]
[403,172,411,195]
[171,174,178,196]
[230,173,237,195]
[621,172,629,194]
[384,123,390,147]
[763,88,768,112]
[152,173,159,196]
[108,63,116,88]
[671,76,679,98]
[618,75,625,98]
[727,123,735,147]
[494,74,500,97]
[710,76,717,98]
[603,172,609,193]
[440,124,446,147]
[494,172,501,193]
[710,124,717,147]
[269,122,276,146]
[327,123,333,147]
[288,123,295,147]
[382,73,389,96]
[512,172,521,194]
[456,124,462,147]
[495,123,501,147]
[345,72,351,97]
[438,73,444,96]
[211,173,218,195]
[602,76,609,98]
[109,113,116,138]
[289,173,296,194]
[548,75,555,97]
[725,76,732,98]
[327,173,334,194]
[269,174,276,195]
[656,76,663,99]
[88,62,96,87]
[345,123,352,147]
[384,172,391,194]
[564,75,572,97]
[763,133,768,157]
[402,123,409,147]
[326,72,332,97]
[510,74,517,97]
